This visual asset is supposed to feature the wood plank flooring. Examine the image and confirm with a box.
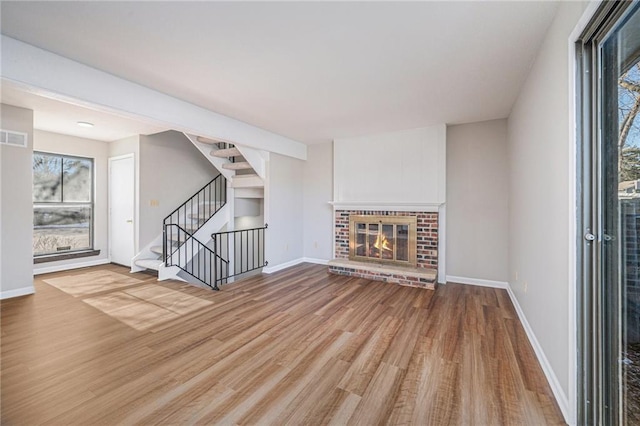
[0,263,565,425]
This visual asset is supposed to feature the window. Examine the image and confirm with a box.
[33,152,94,257]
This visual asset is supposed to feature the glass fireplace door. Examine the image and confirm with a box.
[349,215,416,266]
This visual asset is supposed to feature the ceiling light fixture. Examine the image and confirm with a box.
[77,121,94,128]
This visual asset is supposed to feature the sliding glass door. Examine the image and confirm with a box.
[578,2,640,424]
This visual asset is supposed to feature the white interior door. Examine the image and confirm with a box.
[109,155,135,267]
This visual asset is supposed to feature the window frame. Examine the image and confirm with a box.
[33,151,95,258]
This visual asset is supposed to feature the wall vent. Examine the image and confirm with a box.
[0,129,28,148]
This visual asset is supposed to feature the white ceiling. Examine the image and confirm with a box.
[0,83,167,142]
[0,1,558,144]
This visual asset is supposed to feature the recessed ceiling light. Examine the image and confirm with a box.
[77,121,94,128]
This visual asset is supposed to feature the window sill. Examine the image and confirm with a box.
[34,250,101,264]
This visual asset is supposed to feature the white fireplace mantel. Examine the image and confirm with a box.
[329,201,443,212]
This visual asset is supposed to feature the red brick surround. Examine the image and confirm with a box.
[334,210,438,269]
[330,210,439,289]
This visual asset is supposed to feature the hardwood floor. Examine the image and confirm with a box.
[1,263,565,425]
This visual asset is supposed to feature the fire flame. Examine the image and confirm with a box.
[373,230,393,252]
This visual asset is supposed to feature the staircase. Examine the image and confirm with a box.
[185,135,266,197]
[131,175,229,287]
[130,133,268,290]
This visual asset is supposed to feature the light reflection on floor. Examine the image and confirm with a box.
[44,270,213,331]
[83,284,214,331]
[43,270,144,296]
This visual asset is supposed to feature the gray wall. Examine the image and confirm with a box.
[0,104,34,297]
[109,135,140,159]
[265,153,304,267]
[33,130,110,272]
[138,131,219,248]
[507,0,586,409]
[303,142,333,261]
[446,119,509,283]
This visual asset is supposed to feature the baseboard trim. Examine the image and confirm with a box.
[262,258,305,274]
[301,257,329,265]
[445,275,508,289]
[0,286,35,300]
[34,258,111,275]
[506,285,570,423]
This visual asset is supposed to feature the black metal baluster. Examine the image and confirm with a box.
[169,225,173,265]
[166,224,169,265]
[258,228,261,266]
[239,231,242,274]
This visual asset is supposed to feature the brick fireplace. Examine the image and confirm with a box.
[329,209,439,289]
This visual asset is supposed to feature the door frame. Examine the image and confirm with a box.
[572,1,638,424]
[570,4,603,424]
[108,153,137,266]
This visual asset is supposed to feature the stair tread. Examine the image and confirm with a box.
[231,174,263,189]
[134,259,163,270]
[186,214,214,220]
[150,246,163,255]
[195,201,224,209]
[197,136,226,145]
[234,188,264,199]
[166,232,188,241]
[222,161,253,171]
[168,222,199,230]
[173,203,225,222]
[211,147,241,158]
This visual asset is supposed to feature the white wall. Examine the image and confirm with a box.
[0,104,34,298]
[33,130,110,272]
[265,153,304,268]
[333,125,446,204]
[507,1,587,421]
[138,131,219,248]
[303,142,333,261]
[446,120,509,283]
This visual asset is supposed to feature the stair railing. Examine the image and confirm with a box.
[164,224,228,290]
[162,174,226,262]
[211,225,268,288]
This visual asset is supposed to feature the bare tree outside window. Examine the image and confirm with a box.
[619,60,640,424]
[33,152,94,256]
[619,63,640,182]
